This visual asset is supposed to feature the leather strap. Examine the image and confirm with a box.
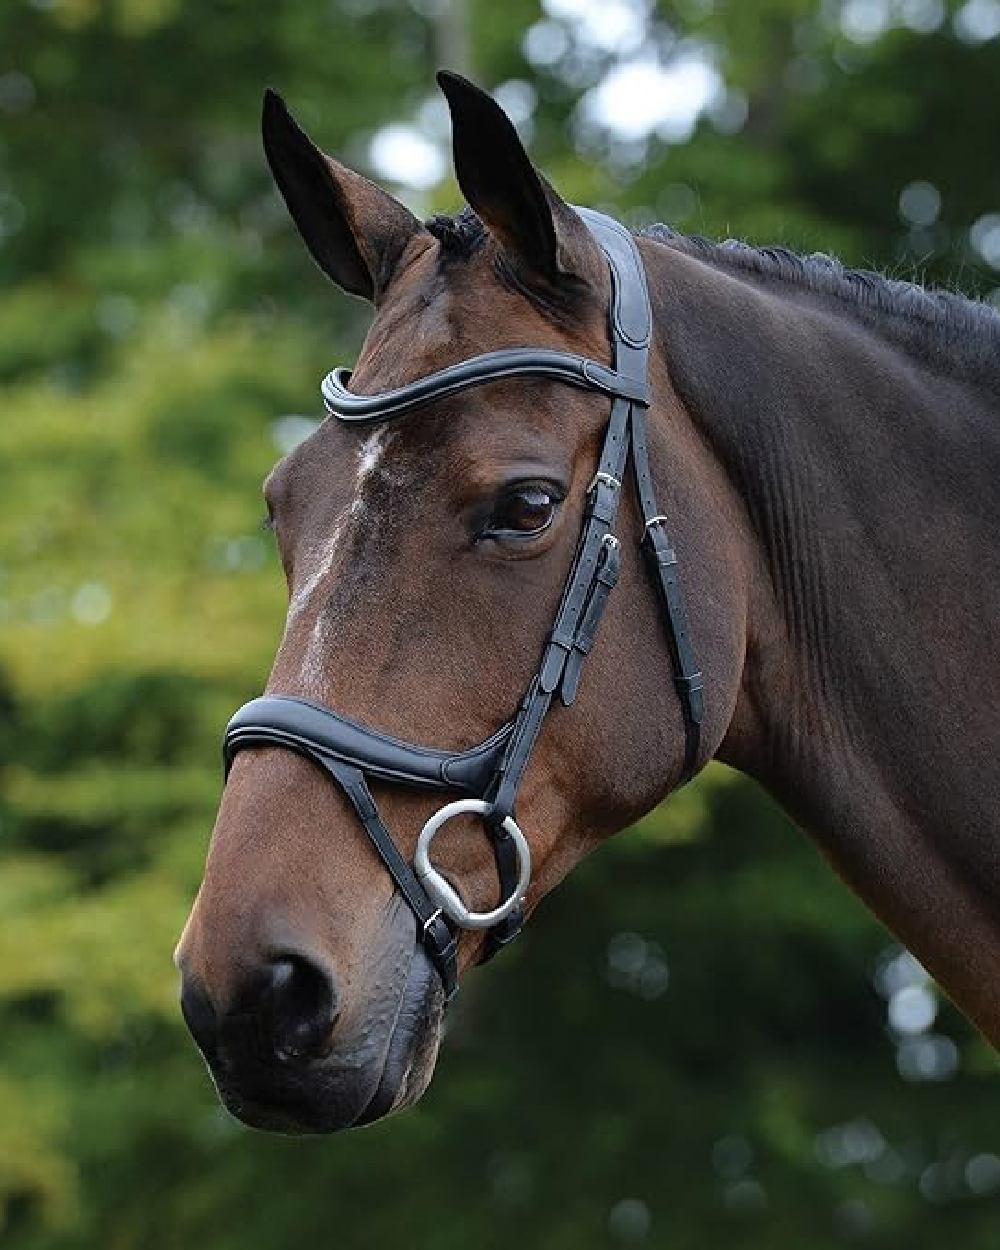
[485,393,633,826]
[585,208,702,781]
[224,694,512,793]
[478,212,649,962]
[631,406,704,782]
[322,350,650,423]
[314,758,458,1001]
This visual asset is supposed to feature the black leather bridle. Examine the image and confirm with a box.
[223,208,703,1001]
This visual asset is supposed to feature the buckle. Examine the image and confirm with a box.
[422,907,444,937]
[587,471,620,495]
[642,514,671,536]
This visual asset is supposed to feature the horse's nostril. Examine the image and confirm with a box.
[257,955,340,1065]
[180,954,340,1070]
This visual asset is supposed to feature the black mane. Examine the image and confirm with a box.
[426,208,488,256]
[643,223,1000,371]
[425,208,1000,372]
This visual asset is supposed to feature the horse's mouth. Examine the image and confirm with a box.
[209,947,444,1135]
[353,946,445,1126]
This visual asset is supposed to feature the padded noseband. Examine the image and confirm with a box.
[225,696,513,793]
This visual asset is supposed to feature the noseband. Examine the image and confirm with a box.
[223,209,703,1000]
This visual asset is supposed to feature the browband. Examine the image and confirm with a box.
[321,349,651,423]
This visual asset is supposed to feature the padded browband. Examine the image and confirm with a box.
[224,695,513,793]
[321,348,650,423]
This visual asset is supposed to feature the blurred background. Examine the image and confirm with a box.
[3,0,1000,1246]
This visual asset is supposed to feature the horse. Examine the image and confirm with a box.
[175,71,1000,1134]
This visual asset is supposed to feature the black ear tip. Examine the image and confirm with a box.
[436,69,493,111]
[262,87,290,127]
[435,69,466,93]
[261,88,312,160]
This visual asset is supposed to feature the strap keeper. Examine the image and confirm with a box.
[420,910,458,1000]
[641,520,678,569]
[675,671,704,695]
[547,627,576,652]
[477,904,524,964]
[650,548,678,570]
[676,672,705,726]
[642,537,678,569]
[596,533,621,585]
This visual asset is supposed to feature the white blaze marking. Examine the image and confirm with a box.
[357,426,389,483]
[286,515,346,623]
[291,426,394,693]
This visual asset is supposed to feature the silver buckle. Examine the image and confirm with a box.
[587,471,620,495]
[422,908,444,936]
[642,514,671,536]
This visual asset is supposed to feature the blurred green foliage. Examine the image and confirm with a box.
[2,1,1000,1246]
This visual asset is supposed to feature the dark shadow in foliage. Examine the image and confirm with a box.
[0,666,22,855]
[0,664,21,753]
[17,670,221,771]
[4,669,232,882]
[145,375,292,479]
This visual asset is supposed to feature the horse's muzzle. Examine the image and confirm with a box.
[178,944,443,1134]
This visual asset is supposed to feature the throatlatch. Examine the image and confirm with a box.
[223,208,703,1001]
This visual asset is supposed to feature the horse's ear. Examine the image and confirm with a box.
[436,71,598,286]
[262,89,425,303]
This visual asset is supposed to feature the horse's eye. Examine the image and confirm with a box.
[480,484,560,540]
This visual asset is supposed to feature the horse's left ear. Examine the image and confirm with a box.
[262,88,425,303]
[437,71,600,287]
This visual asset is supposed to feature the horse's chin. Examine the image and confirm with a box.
[211,948,445,1135]
[352,956,444,1126]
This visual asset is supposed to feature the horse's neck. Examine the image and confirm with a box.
[647,241,1000,1042]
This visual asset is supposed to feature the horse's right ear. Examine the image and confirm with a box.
[261,89,425,303]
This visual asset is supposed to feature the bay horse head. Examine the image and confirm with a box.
[174,73,747,1133]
